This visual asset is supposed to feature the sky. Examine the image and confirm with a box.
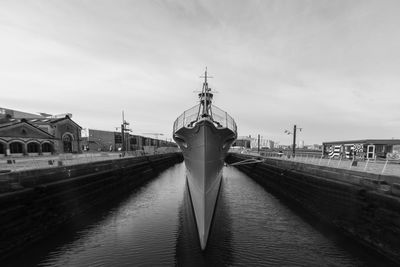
[1,0,399,145]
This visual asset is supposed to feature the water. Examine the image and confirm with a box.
[4,163,395,266]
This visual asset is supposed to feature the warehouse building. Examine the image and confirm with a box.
[0,107,82,157]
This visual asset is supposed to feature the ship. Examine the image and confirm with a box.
[173,69,237,250]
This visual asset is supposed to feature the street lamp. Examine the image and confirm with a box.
[284,125,302,158]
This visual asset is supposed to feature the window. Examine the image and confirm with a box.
[375,145,384,153]
[10,142,23,153]
[42,143,52,153]
[115,133,122,144]
[27,142,39,153]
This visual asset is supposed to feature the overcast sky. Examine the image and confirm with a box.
[1,0,399,145]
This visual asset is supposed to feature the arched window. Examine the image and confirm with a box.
[42,143,52,153]
[63,134,73,153]
[0,143,4,154]
[27,142,39,153]
[10,142,23,154]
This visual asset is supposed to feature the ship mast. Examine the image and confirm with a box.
[199,68,213,118]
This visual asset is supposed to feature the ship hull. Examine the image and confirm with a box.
[174,119,236,250]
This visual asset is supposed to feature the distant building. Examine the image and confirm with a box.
[250,137,275,149]
[81,128,177,152]
[232,136,251,148]
[232,135,275,150]
[322,139,400,160]
[305,144,323,150]
[299,140,304,149]
[0,107,82,157]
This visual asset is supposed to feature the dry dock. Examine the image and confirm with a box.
[226,153,400,264]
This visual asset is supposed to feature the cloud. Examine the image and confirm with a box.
[1,0,399,144]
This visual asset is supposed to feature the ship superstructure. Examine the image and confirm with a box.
[173,70,237,250]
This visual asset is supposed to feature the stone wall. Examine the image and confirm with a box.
[0,153,183,261]
[226,153,400,264]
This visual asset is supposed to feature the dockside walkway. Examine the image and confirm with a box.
[246,151,400,178]
[0,148,179,172]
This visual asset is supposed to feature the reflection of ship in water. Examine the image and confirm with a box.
[173,70,237,250]
[175,178,232,265]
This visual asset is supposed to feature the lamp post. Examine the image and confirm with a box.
[284,125,302,158]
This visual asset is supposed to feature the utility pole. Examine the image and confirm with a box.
[292,125,296,158]
[258,134,260,153]
[119,111,131,154]
[121,122,125,152]
[285,125,302,158]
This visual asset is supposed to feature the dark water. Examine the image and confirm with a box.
[4,163,395,266]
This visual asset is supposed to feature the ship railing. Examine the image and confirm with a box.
[173,104,201,133]
[173,104,237,134]
[211,104,237,133]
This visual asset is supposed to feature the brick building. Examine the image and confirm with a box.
[0,107,82,157]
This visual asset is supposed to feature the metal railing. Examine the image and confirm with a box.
[0,148,181,172]
[173,104,237,134]
[173,104,200,133]
[211,105,237,133]
[239,151,400,177]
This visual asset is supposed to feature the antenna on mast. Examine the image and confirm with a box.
[200,67,213,85]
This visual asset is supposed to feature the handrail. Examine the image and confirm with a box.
[173,104,237,134]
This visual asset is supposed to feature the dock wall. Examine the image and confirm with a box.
[0,153,183,260]
[226,153,400,264]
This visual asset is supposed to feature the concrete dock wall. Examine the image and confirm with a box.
[226,153,400,264]
[0,153,183,261]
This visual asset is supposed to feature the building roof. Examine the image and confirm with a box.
[1,115,82,129]
[0,119,55,138]
[0,107,45,119]
[49,115,82,129]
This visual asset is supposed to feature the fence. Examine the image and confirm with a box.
[0,148,180,172]
[173,104,237,133]
[248,151,400,177]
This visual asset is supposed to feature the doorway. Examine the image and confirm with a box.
[367,145,375,159]
[63,134,73,153]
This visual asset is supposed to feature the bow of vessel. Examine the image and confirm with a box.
[173,70,237,250]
